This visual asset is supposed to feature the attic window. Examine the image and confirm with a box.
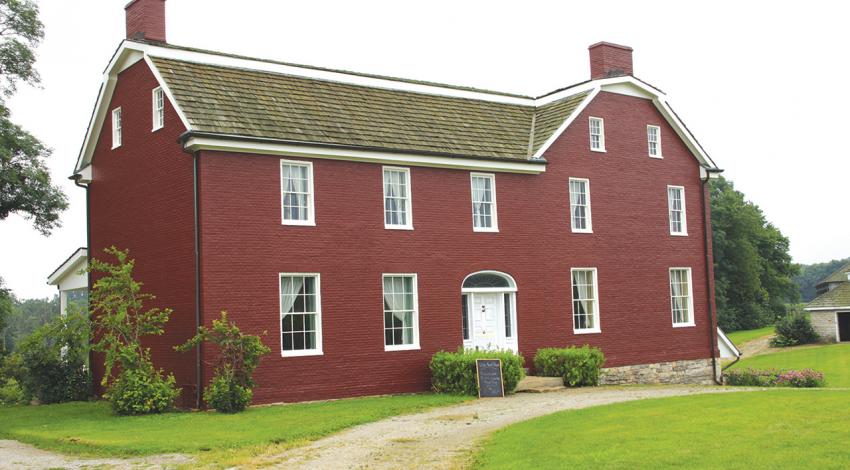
[152,87,164,131]
[589,117,605,152]
[111,107,121,149]
[647,125,662,158]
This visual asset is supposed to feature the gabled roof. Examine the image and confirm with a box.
[73,40,720,180]
[817,261,850,286]
[47,247,87,285]
[806,282,850,310]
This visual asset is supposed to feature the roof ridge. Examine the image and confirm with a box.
[818,260,850,285]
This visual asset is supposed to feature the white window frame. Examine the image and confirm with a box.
[571,268,601,334]
[382,273,420,351]
[667,185,688,236]
[280,159,316,226]
[152,87,165,131]
[589,117,605,152]
[111,107,122,149]
[647,125,662,158]
[569,177,593,233]
[470,172,498,232]
[382,166,413,230]
[279,273,323,357]
[670,267,695,327]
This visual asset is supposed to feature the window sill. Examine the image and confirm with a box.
[384,344,420,352]
[151,126,163,133]
[111,145,121,150]
[590,148,606,153]
[282,220,316,227]
[571,228,594,234]
[670,232,689,237]
[473,227,499,233]
[281,349,323,357]
[649,154,663,159]
[385,225,414,231]
[673,322,696,328]
[573,328,601,335]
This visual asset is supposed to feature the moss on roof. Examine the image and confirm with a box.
[807,282,850,309]
[150,56,589,161]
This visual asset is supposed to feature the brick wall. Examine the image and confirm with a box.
[196,91,718,404]
[88,60,196,405]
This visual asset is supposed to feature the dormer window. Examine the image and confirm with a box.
[152,87,164,131]
[647,125,662,158]
[111,107,122,149]
[589,117,605,152]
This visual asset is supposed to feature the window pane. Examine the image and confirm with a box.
[463,273,511,288]
[504,293,512,337]
[383,275,417,347]
[572,270,597,331]
[462,294,469,340]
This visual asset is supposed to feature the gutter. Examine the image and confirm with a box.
[700,170,722,385]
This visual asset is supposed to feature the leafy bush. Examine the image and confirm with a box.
[770,312,819,347]
[533,346,605,387]
[0,378,25,405]
[0,352,26,385]
[430,349,525,395]
[16,309,90,404]
[89,247,179,414]
[724,368,824,388]
[107,360,180,415]
[177,311,270,413]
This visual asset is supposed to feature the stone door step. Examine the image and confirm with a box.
[515,376,565,393]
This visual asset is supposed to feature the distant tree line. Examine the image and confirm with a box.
[0,282,59,354]
[794,257,850,302]
[711,176,799,331]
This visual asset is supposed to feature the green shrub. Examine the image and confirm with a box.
[430,349,525,395]
[108,360,180,415]
[770,312,818,347]
[0,378,25,405]
[0,353,26,384]
[203,367,253,413]
[724,368,824,388]
[533,346,605,387]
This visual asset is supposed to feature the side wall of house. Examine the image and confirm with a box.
[810,311,837,342]
[87,60,196,405]
[198,90,717,404]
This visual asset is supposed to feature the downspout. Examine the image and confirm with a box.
[192,150,202,408]
[700,169,722,385]
[73,176,92,396]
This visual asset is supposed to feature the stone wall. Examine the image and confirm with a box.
[810,311,837,342]
[600,358,715,385]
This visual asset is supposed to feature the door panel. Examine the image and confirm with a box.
[472,293,503,350]
[838,312,850,342]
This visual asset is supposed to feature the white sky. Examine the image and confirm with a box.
[2,0,848,299]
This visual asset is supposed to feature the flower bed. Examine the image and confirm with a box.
[724,368,824,388]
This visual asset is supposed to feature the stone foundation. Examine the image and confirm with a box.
[809,311,837,342]
[600,358,715,385]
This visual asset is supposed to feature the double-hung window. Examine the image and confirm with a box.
[383,167,412,229]
[281,160,315,225]
[589,117,605,152]
[280,274,322,356]
[111,107,122,149]
[471,173,498,231]
[571,268,600,333]
[569,178,592,233]
[667,186,687,235]
[152,87,165,131]
[670,268,695,327]
[383,274,419,350]
[647,125,661,158]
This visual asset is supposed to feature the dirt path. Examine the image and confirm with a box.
[738,335,773,357]
[0,440,191,470]
[258,385,751,469]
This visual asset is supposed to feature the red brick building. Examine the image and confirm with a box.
[73,0,723,406]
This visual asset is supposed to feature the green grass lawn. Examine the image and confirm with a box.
[730,342,850,387]
[726,326,774,345]
[474,390,850,469]
[0,393,466,465]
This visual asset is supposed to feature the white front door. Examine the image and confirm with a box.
[472,293,504,350]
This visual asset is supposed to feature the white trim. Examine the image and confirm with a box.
[470,172,499,232]
[279,272,323,357]
[184,136,546,175]
[588,116,606,152]
[571,267,601,334]
[382,273,421,352]
[461,270,518,293]
[382,166,413,230]
[47,248,88,285]
[151,86,164,131]
[667,185,688,236]
[280,159,316,226]
[717,327,742,358]
[806,306,850,311]
[111,107,122,149]
[835,311,840,342]
[647,124,662,158]
[670,267,696,327]
[569,177,593,233]
[531,87,600,159]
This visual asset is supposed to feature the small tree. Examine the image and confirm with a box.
[89,247,179,415]
[177,311,270,412]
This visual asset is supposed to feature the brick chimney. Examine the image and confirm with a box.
[125,0,166,43]
[588,42,633,79]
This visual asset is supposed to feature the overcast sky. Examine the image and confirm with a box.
[2,0,848,299]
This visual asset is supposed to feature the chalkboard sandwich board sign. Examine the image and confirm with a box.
[476,359,505,398]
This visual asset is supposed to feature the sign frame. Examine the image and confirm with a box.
[475,358,505,398]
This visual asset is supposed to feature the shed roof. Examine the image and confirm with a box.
[806,282,850,310]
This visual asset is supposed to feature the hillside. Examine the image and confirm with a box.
[795,257,850,302]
